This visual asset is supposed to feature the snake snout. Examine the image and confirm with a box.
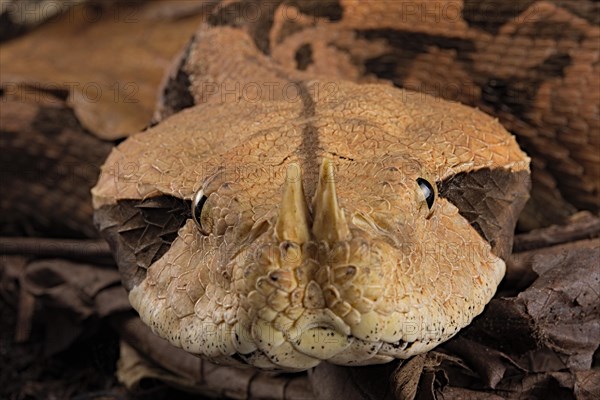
[246,160,416,367]
[275,159,351,245]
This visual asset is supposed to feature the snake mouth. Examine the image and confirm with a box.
[240,308,426,369]
[285,309,351,359]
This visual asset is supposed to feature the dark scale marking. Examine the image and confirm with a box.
[208,0,280,55]
[296,82,322,198]
[295,44,313,71]
[462,0,536,35]
[537,53,573,79]
[273,17,306,45]
[556,1,599,25]
[328,151,355,162]
[294,1,343,22]
[359,29,477,84]
[156,36,196,119]
[522,19,587,43]
[94,196,191,290]
[481,53,572,119]
[437,167,530,260]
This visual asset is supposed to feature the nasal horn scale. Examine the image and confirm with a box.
[275,163,311,243]
[275,160,351,243]
[312,159,351,242]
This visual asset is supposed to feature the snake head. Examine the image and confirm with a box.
[92,81,530,371]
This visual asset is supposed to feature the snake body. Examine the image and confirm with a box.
[91,0,598,371]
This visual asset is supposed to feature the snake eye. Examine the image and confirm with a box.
[192,190,209,234]
[417,178,435,209]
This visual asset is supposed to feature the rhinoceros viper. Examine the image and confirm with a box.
[91,0,597,371]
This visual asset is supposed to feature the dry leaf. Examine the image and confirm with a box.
[0,0,212,139]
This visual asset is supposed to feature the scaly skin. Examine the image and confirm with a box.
[92,80,530,370]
